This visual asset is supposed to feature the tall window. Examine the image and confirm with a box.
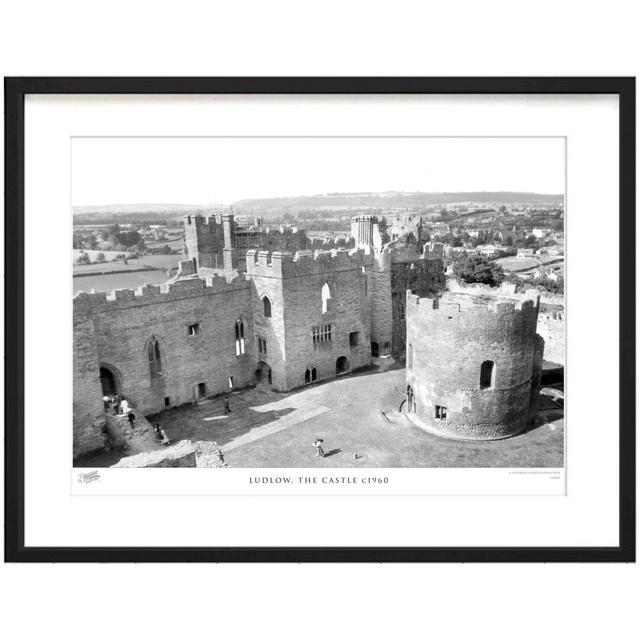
[321,282,332,314]
[407,343,413,368]
[235,318,246,355]
[148,336,162,378]
[480,360,495,389]
[257,336,267,355]
[262,295,272,317]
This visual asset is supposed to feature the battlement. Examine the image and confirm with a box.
[73,265,248,313]
[407,284,540,318]
[184,212,227,229]
[245,247,373,278]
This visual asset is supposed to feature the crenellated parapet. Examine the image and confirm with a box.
[245,247,374,278]
[73,265,248,314]
[407,285,539,317]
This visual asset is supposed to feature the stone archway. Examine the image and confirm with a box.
[255,360,272,386]
[335,356,349,375]
[99,364,122,397]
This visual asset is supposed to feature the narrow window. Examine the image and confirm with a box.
[235,318,245,355]
[408,343,413,368]
[262,296,272,317]
[480,360,494,389]
[321,282,332,314]
[228,376,234,389]
[188,323,200,336]
[148,336,162,378]
[406,385,416,413]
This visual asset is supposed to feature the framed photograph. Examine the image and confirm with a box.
[4,77,635,562]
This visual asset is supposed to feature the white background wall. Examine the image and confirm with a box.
[1,1,638,639]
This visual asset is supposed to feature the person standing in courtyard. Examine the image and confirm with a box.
[223,396,231,415]
[313,437,325,458]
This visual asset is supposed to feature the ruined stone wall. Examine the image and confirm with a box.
[405,288,541,440]
[391,253,445,355]
[536,303,565,365]
[73,309,108,457]
[246,249,372,390]
[367,249,393,356]
[184,214,226,269]
[73,269,256,455]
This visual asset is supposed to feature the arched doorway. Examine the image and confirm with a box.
[335,356,349,375]
[99,364,121,396]
[255,361,272,385]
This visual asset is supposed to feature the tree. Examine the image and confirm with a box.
[96,252,106,263]
[161,244,173,254]
[116,230,141,247]
[451,254,504,287]
[77,251,91,265]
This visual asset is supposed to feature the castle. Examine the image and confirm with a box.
[73,212,445,458]
[405,284,544,440]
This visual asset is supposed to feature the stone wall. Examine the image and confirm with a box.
[73,308,108,457]
[405,287,541,440]
[536,303,565,365]
[247,249,372,390]
[390,253,445,355]
[73,268,256,456]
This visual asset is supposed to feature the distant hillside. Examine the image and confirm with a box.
[73,204,208,225]
[232,191,563,216]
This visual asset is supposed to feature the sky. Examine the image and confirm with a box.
[72,137,565,206]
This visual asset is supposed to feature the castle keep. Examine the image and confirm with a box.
[404,285,544,440]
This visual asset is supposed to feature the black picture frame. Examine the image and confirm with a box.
[4,77,635,563]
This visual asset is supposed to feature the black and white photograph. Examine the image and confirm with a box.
[72,136,565,474]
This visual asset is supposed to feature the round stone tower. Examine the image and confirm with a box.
[405,285,543,440]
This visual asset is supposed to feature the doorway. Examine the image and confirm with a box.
[335,356,349,375]
[99,365,120,396]
[255,361,272,385]
[371,342,379,357]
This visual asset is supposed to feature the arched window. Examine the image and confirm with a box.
[311,367,317,381]
[406,385,415,413]
[480,360,495,389]
[235,318,246,356]
[305,368,311,384]
[147,336,162,378]
[262,295,272,317]
[321,282,332,314]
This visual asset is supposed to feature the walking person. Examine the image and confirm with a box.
[223,397,231,415]
[114,393,122,414]
[313,437,325,458]
[127,411,135,428]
